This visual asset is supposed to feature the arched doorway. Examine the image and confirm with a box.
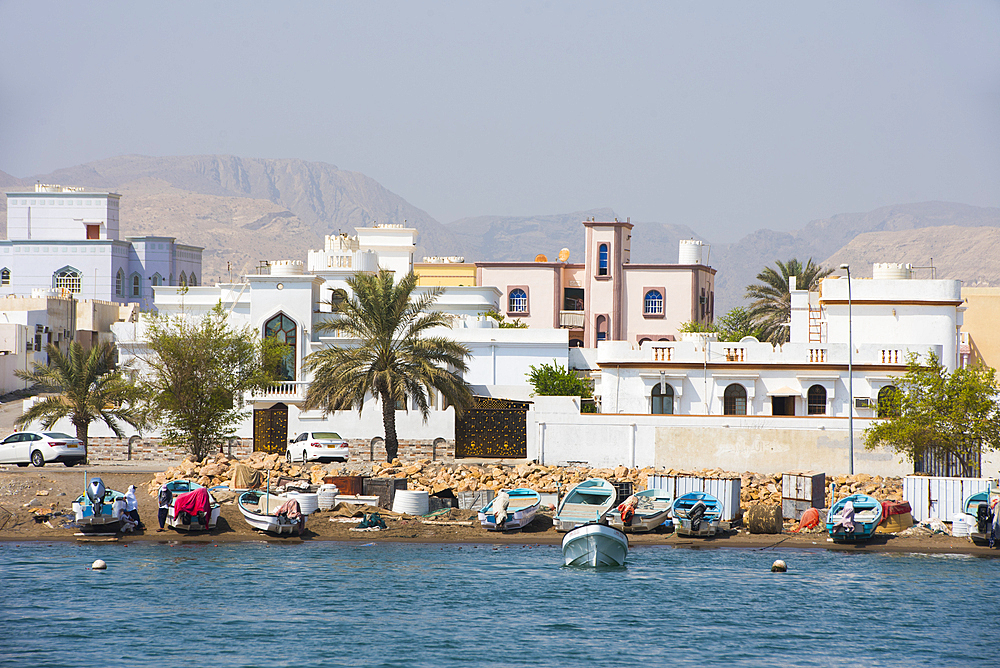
[253,403,288,453]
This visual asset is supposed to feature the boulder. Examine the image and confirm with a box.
[746,504,783,534]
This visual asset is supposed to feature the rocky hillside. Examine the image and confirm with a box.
[2,156,998,305]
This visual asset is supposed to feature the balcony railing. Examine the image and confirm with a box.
[251,381,309,401]
[559,310,586,329]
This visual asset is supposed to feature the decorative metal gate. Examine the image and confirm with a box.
[253,403,288,453]
[455,396,530,459]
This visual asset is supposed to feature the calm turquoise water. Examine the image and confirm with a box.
[1,542,998,667]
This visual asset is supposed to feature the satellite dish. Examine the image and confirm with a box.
[558,248,570,262]
[535,254,548,262]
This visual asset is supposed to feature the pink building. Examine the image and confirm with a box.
[476,219,715,347]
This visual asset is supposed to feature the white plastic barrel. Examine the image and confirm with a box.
[283,491,318,515]
[392,490,429,516]
[951,513,975,537]
[317,485,339,511]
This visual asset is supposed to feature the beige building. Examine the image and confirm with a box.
[960,287,1000,370]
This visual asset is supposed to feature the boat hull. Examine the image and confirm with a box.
[478,489,541,531]
[561,523,629,567]
[77,515,122,535]
[826,494,883,543]
[554,478,617,533]
[238,492,307,535]
[671,492,723,537]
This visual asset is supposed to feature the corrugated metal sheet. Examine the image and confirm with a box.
[903,476,990,522]
[647,475,741,521]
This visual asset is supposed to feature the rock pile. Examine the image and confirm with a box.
[145,453,905,514]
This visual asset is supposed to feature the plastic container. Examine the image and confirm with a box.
[951,513,975,537]
[317,484,339,511]
[392,490,429,516]
[282,491,318,515]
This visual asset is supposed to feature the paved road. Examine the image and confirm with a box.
[0,461,173,475]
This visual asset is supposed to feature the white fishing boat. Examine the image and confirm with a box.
[561,522,629,567]
[478,488,540,531]
[165,482,221,531]
[238,490,307,535]
[554,478,617,532]
[607,488,672,533]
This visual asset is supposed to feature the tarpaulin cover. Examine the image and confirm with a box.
[174,488,211,517]
[275,499,302,521]
[881,500,912,517]
[231,463,261,490]
[876,512,914,533]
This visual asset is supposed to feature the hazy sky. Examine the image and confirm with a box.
[1,1,998,240]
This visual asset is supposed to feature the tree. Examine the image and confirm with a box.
[864,351,1000,476]
[140,303,284,461]
[483,308,528,328]
[745,258,832,344]
[15,342,144,458]
[715,307,764,342]
[527,361,593,399]
[678,307,764,342]
[303,270,474,462]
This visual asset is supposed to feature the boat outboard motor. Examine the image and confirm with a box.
[688,500,707,532]
[976,503,991,534]
[87,478,107,516]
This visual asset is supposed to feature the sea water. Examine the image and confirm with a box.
[1,541,998,667]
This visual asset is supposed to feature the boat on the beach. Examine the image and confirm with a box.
[671,491,722,537]
[826,493,883,542]
[554,478,617,532]
[968,481,1000,546]
[166,482,220,531]
[478,488,540,531]
[238,490,307,535]
[72,478,125,520]
[561,522,629,567]
[607,488,672,533]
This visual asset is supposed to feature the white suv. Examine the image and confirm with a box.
[286,431,350,464]
[0,431,86,467]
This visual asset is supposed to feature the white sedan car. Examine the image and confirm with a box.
[286,431,350,464]
[0,431,86,467]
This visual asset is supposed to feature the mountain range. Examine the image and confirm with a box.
[2,155,999,314]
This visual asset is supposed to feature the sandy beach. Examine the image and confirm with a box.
[0,465,996,557]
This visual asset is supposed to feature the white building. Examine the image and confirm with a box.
[3,184,203,309]
[107,223,567,451]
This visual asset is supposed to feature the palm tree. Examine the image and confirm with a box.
[745,258,833,344]
[303,270,474,462]
[15,342,145,457]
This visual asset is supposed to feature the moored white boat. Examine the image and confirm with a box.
[166,482,221,531]
[238,490,306,535]
[554,478,617,532]
[478,488,540,531]
[561,523,629,567]
[607,488,672,533]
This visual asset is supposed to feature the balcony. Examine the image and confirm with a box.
[559,310,586,329]
[251,381,309,402]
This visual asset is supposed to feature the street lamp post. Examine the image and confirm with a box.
[840,263,854,475]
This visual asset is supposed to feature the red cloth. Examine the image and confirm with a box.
[276,499,302,521]
[173,488,211,517]
[880,500,912,521]
[798,507,820,530]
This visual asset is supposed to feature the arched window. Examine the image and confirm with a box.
[807,385,827,415]
[595,315,608,342]
[179,272,187,287]
[569,339,584,348]
[598,244,609,276]
[638,338,651,347]
[189,273,198,287]
[264,313,297,381]
[115,269,124,296]
[329,288,349,312]
[877,385,901,418]
[0,268,10,286]
[644,290,663,315]
[508,288,528,313]
[131,274,141,297]
[724,383,747,416]
[151,273,162,287]
[54,266,82,293]
[652,383,674,415]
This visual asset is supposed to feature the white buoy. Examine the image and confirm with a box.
[771,559,787,573]
[92,559,107,570]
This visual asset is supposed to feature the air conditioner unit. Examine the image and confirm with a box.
[855,397,871,409]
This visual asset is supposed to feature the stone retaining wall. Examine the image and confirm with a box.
[84,436,456,463]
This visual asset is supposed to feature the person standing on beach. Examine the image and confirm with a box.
[157,484,172,532]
